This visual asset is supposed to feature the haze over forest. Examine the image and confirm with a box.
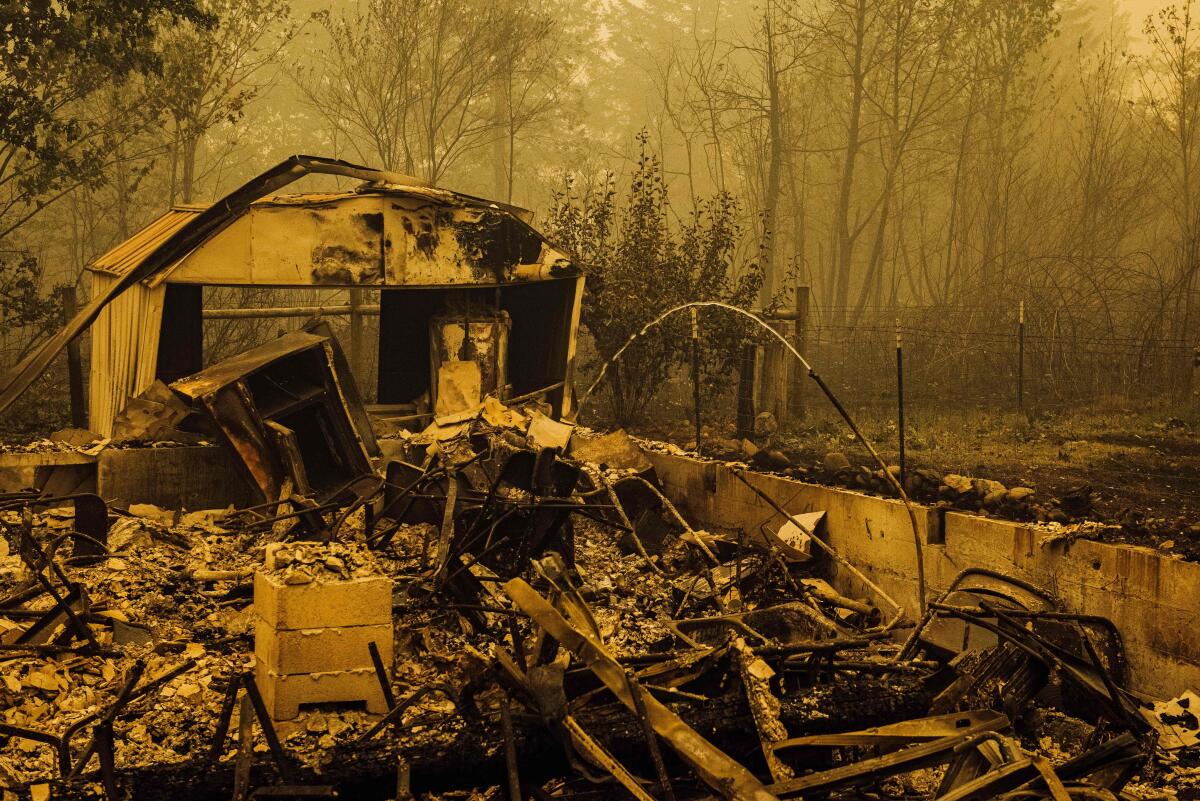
[5,0,1200,391]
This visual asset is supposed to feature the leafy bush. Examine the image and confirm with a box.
[546,133,761,424]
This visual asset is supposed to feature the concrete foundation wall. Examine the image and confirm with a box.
[97,446,254,509]
[0,446,253,510]
[645,450,1200,700]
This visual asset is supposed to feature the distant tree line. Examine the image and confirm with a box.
[4,0,1200,428]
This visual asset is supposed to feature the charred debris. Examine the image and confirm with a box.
[0,158,1194,801]
[0,328,1195,801]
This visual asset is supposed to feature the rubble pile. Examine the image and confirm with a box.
[0,395,1193,801]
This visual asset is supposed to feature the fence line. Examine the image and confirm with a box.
[803,312,1192,412]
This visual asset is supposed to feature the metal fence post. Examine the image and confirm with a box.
[1017,300,1025,411]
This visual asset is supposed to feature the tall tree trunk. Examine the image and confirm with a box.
[493,75,509,201]
[831,0,868,326]
[760,8,783,308]
[942,96,975,305]
[181,132,199,204]
[849,188,892,328]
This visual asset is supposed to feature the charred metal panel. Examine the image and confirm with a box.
[383,200,577,286]
[171,331,374,503]
[309,208,385,285]
[385,202,464,285]
[164,196,388,286]
[453,209,544,281]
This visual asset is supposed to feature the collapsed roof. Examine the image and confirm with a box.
[0,155,583,426]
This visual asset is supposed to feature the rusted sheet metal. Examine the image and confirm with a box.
[126,196,575,288]
[204,385,288,502]
[170,332,328,398]
[504,577,780,801]
[86,271,167,437]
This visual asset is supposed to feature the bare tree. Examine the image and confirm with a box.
[1142,1,1200,360]
[801,0,886,323]
[491,1,572,203]
[155,0,298,204]
[846,0,971,326]
[300,0,561,186]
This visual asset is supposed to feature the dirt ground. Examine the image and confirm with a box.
[635,396,1200,561]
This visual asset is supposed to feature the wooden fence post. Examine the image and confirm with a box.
[759,318,791,427]
[61,286,87,429]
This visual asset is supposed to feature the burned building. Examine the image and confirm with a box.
[85,174,582,439]
[1,157,1198,801]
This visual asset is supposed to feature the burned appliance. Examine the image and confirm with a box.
[170,331,376,504]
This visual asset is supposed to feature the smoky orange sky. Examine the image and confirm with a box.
[1122,0,1165,13]
[1122,0,1179,48]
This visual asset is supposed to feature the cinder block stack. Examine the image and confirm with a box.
[253,569,393,720]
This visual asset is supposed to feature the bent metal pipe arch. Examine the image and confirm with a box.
[574,300,927,614]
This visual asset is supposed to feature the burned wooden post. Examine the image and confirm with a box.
[60,286,87,429]
[758,316,791,427]
[349,286,366,386]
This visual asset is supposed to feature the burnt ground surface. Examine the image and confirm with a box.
[629,399,1200,562]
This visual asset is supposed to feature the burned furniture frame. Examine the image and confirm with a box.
[171,331,376,505]
[363,442,591,619]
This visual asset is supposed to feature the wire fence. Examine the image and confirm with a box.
[805,308,1193,414]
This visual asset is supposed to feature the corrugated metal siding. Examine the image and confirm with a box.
[90,206,206,278]
[88,273,166,436]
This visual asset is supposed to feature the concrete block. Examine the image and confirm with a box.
[254,619,393,676]
[254,660,389,721]
[253,572,392,630]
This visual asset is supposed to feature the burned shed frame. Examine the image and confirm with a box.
[66,157,583,436]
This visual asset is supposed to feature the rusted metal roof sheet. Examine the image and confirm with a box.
[88,188,539,281]
[89,205,207,278]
